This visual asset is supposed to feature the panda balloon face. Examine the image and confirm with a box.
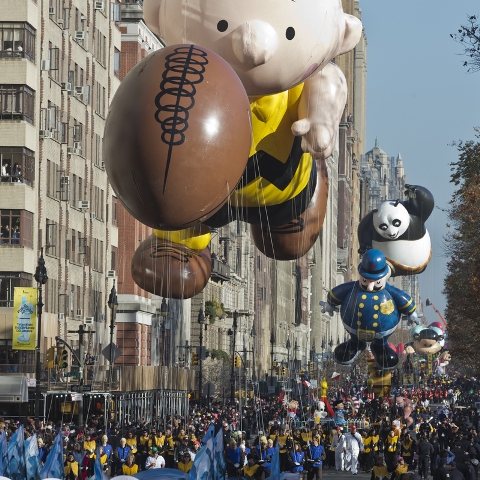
[373,201,410,240]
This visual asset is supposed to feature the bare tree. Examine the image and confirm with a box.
[451,15,480,73]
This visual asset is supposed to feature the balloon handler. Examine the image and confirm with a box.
[320,249,418,370]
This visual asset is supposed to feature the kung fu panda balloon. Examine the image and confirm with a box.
[357,185,434,276]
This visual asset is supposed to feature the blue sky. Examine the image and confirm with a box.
[360,0,480,323]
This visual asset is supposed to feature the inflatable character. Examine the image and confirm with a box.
[314,400,327,424]
[357,185,434,276]
[321,249,418,370]
[392,396,415,427]
[333,401,347,426]
[122,0,363,298]
[367,351,392,397]
[404,324,450,376]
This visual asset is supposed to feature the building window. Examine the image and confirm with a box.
[112,196,118,226]
[92,238,104,272]
[45,219,58,256]
[47,160,60,200]
[93,186,104,221]
[48,43,60,83]
[0,23,36,62]
[0,210,33,248]
[91,289,103,321]
[0,147,35,186]
[111,246,117,271]
[0,85,35,124]
[40,102,60,139]
[114,48,120,77]
[0,272,32,307]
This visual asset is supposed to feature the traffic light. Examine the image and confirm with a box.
[58,348,68,369]
[275,365,281,375]
[309,361,314,376]
[45,346,55,369]
[272,360,277,367]
[191,351,199,365]
[282,366,287,376]
[235,355,241,368]
[300,369,305,376]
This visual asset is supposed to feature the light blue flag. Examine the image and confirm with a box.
[94,447,109,480]
[39,430,63,480]
[213,426,226,480]
[25,433,41,480]
[269,444,280,480]
[0,430,7,476]
[6,424,25,480]
[189,425,215,480]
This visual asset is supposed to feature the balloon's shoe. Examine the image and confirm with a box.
[370,342,399,370]
[334,340,366,365]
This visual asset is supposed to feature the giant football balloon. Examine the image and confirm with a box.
[104,44,251,230]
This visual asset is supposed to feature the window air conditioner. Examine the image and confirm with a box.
[67,147,80,155]
[39,130,53,139]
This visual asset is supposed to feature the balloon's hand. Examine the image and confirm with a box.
[319,301,338,317]
[292,63,347,160]
[407,311,419,325]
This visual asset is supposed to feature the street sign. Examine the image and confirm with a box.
[71,393,82,401]
[310,379,318,388]
[64,372,78,378]
[102,343,122,362]
[71,385,92,392]
[203,382,215,396]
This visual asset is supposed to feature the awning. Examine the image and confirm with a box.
[0,375,28,402]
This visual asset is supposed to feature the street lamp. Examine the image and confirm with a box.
[34,248,48,424]
[270,331,275,387]
[251,324,256,382]
[230,312,238,404]
[198,307,205,405]
[159,298,168,366]
[107,280,118,394]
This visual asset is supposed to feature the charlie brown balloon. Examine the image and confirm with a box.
[144,0,362,160]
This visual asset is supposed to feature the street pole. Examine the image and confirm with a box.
[67,323,95,432]
[107,281,118,423]
[251,324,256,383]
[34,249,48,425]
[198,308,205,406]
[159,298,168,366]
[286,337,291,394]
[270,331,275,387]
[230,311,237,405]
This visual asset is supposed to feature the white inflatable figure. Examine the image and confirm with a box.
[358,185,434,276]
[144,0,362,161]
[314,400,327,424]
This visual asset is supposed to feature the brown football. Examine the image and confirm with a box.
[131,234,212,299]
[104,44,251,230]
[251,159,328,260]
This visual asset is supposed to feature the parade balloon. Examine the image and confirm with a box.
[358,185,434,276]
[131,233,212,299]
[250,159,328,260]
[104,44,251,230]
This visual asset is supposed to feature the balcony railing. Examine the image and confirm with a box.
[211,257,230,283]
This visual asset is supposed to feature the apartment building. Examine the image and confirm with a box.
[0,0,120,394]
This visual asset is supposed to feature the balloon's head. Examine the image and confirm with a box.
[143,0,362,95]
